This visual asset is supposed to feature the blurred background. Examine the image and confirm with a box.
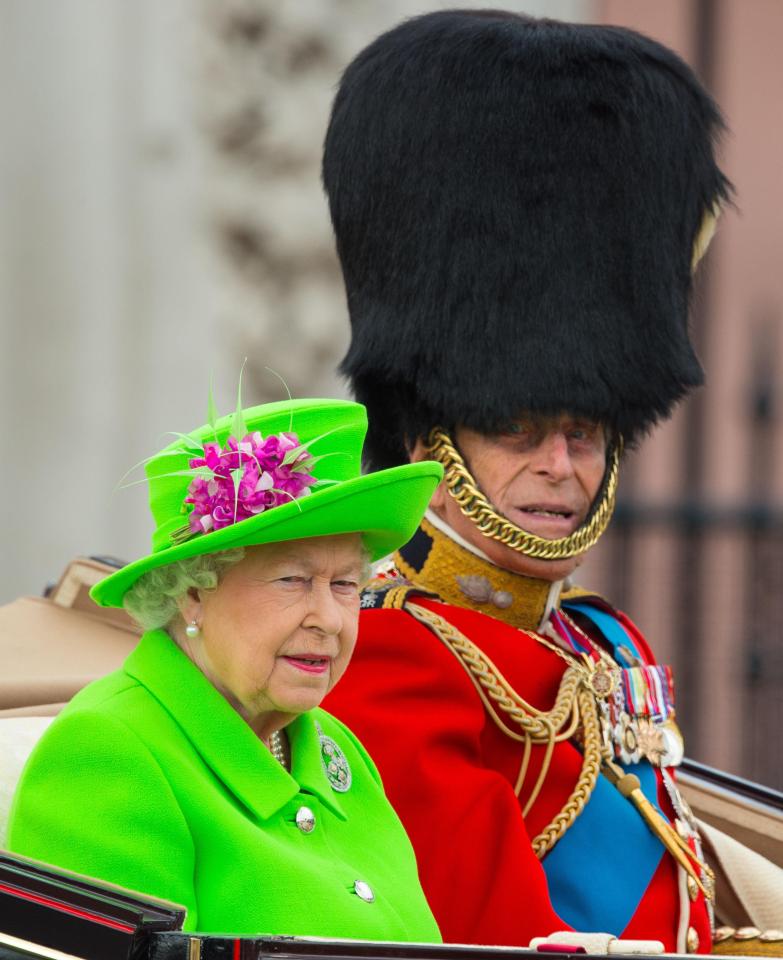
[1,0,782,786]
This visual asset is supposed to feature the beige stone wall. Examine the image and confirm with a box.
[0,0,588,605]
[0,0,233,604]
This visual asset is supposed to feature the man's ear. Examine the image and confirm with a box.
[408,437,430,463]
[408,437,447,510]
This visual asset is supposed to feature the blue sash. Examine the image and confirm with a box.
[539,601,666,933]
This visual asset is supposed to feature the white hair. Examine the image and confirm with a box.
[123,549,245,631]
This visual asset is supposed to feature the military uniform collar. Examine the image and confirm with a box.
[124,630,348,821]
[394,512,563,631]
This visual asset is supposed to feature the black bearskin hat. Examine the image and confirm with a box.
[323,10,730,469]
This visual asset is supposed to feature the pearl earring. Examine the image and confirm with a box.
[185,620,200,640]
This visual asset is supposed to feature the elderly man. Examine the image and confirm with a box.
[322,10,729,955]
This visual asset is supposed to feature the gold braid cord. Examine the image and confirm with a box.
[425,428,622,560]
[404,603,716,893]
[406,601,602,858]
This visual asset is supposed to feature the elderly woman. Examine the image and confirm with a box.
[8,397,442,940]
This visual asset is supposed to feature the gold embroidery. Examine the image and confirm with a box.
[395,517,555,630]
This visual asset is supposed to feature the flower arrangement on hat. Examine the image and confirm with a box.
[173,420,318,542]
[8,384,442,941]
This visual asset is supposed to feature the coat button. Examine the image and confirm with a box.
[354,880,375,902]
[686,927,700,953]
[686,875,699,901]
[295,806,316,833]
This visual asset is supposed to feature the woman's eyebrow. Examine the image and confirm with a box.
[267,548,363,574]
[268,555,310,571]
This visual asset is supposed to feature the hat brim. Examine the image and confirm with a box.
[90,461,441,608]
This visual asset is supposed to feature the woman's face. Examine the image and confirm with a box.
[177,534,364,738]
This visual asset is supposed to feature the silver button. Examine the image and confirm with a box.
[295,806,316,833]
[353,880,374,902]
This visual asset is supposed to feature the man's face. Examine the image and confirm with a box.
[413,414,608,581]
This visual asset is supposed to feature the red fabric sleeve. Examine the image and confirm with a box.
[324,607,568,946]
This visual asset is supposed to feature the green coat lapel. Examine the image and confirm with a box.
[124,631,347,821]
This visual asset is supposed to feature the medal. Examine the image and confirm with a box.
[550,609,682,768]
[636,718,668,766]
[616,711,642,765]
[586,659,620,699]
[607,663,681,767]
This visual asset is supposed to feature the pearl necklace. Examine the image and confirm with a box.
[268,729,288,770]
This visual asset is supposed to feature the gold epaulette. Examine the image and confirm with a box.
[358,576,438,612]
[381,583,430,610]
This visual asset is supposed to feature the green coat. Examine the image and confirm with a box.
[8,630,440,940]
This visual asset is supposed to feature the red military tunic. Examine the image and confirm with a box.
[324,517,712,952]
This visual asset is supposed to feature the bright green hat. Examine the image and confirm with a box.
[91,398,442,608]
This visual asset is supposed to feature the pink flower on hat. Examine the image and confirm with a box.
[182,431,317,537]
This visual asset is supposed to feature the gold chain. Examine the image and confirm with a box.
[425,428,622,560]
[406,601,602,858]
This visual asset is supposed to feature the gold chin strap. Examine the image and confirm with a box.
[425,427,622,561]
